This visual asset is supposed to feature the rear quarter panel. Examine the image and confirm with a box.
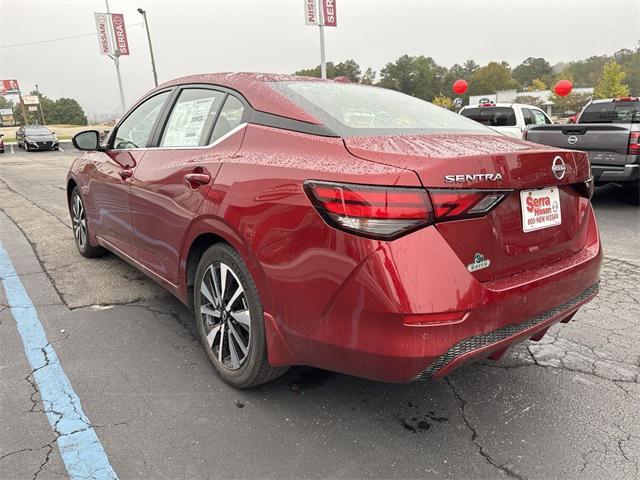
[179,123,419,315]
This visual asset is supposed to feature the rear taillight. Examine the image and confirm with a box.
[429,190,507,222]
[305,181,508,240]
[304,181,434,240]
[628,132,640,155]
[522,129,528,140]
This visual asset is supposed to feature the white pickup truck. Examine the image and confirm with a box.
[459,102,552,139]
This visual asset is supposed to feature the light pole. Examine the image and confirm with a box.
[317,1,326,79]
[138,8,158,87]
[105,0,126,114]
[34,84,46,125]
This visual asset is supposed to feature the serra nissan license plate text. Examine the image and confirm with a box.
[520,187,562,233]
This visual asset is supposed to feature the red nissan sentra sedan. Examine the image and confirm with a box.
[68,73,601,388]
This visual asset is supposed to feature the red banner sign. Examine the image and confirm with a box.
[0,79,20,95]
[110,13,130,56]
[322,0,337,27]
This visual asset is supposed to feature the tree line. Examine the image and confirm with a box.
[294,46,640,112]
[0,92,87,126]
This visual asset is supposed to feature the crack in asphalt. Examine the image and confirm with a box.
[444,377,525,480]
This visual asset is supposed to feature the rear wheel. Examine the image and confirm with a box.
[194,244,288,388]
[69,187,107,258]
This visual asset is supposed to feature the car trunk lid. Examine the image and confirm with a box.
[344,133,592,282]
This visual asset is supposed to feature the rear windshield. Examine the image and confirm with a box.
[579,101,640,123]
[269,81,494,137]
[460,107,517,127]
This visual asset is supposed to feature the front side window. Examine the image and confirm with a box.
[211,95,245,142]
[160,89,226,147]
[270,81,493,137]
[114,91,170,149]
[461,106,517,127]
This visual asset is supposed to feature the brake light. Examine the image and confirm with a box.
[305,181,508,240]
[429,190,507,221]
[614,97,640,102]
[304,181,434,240]
[480,103,494,107]
[629,131,640,155]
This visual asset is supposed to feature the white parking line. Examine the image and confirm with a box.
[59,146,65,152]
[10,144,14,154]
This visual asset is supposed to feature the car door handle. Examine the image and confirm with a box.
[184,172,211,186]
[119,169,133,180]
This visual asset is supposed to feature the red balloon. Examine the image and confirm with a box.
[453,79,468,95]
[554,80,573,97]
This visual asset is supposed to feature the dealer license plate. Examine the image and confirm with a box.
[520,187,562,233]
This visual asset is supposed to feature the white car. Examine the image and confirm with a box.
[459,103,552,138]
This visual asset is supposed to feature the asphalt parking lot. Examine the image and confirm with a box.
[1,146,639,480]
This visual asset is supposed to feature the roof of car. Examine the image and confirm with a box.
[462,103,544,109]
[590,97,640,104]
[158,72,327,124]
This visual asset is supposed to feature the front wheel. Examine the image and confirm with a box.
[194,244,288,388]
[69,187,107,258]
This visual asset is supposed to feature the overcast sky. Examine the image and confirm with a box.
[1,0,639,118]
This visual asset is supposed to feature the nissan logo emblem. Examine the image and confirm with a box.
[552,156,567,180]
[567,135,578,145]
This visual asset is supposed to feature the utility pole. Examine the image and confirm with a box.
[35,84,46,125]
[138,8,158,87]
[105,0,126,114]
[318,1,327,79]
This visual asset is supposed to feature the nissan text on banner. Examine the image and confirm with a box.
[304,0,318,25]
[110,13,130,55]
[322,0,337,27]
[94,12,114,55]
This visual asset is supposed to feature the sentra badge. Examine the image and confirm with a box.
[467,253,491,272]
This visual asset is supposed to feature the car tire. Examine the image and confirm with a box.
[69,187,107,258]
[194,243,288,388]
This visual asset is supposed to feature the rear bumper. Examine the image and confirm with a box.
[592,163,639,183]
[414,282,598,379]
[264,205,602,383]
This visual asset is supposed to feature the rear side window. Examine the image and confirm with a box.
[160,89,226,147]
[522,108,534,126]
[580,101,640,123]
[211,95,245,142]
[115,91,170,149]
[531,109,551,124]
[460,107,517,127]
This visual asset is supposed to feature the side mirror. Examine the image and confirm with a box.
[72,130,103,151]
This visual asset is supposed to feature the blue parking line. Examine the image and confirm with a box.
[0,242,118,480]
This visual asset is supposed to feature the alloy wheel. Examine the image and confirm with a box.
[199,262,251,370]
[71,194,88,250]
